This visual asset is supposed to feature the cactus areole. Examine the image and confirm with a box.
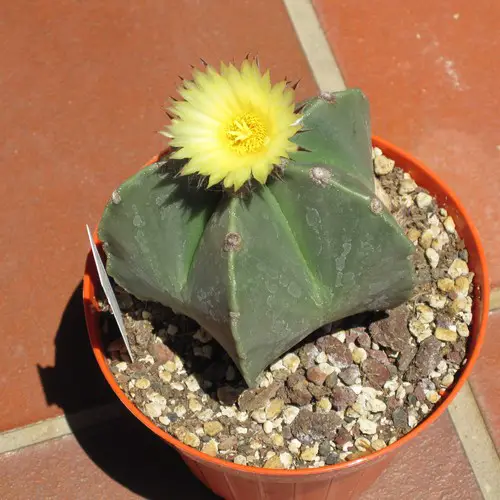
[98,59,415,386]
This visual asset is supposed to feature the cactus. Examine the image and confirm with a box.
[98,68,415,386]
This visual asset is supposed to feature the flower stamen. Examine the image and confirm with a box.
[225,112,268,155]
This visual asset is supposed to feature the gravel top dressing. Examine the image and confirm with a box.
[100,148,473,470]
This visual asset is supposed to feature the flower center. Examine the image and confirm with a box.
[225,112,268,154]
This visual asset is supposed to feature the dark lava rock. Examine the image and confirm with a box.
[397,344,417,372]
[324,372,338,389]
[320,338,353,368]
[308,384,330,400]
[368,305,412,352]
[414,336,443,377]
[331,387,357,411]
[291,410,342,442]
[356,332,372,349]
[238,382,280,411]
[286,372,306,389]
[289,384,313,407]
[367,349,390,366]
[306,366,328,386]
[318,440,332,457]
[298,344,319,369]
[362,358,391,389]
[334,427,352,447]
[392,407,409,431]
[217,386,241,406]
[338,365,360,386]
[325,453,340,465]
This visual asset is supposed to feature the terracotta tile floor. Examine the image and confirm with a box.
[470,312,500,452]
[0,410,480,500]
[313,0,500,287]
[0,0,316,432]
[1,0,498,498]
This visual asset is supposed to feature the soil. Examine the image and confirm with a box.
[98,147,473,470]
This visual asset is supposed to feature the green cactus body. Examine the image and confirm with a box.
[98,89,415,386]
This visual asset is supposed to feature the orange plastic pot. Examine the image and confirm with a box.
[83,136,489,500]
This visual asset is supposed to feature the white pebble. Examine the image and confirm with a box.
[283,353,300,373]
[270,360,285,372]
[384,378,399,393]
[280,452,293,469]
[416,192,433,209]
[352,347,367,364]
[174,405,186,417]
[432,231,449,251]
[441,373,454,388]
[315,352,327,364]
[448,259,469,279]
[351,384,363,395]
[171,382,184,392]
[185,375,200,392]
[427,293,447,310]
[456,322,470,337]
[236,411,249,422]
[251,409,267,423]
[443,216,456,234]
[174,356,184,371]
[355,437,371,451]
[220,406,236,418]
[159,416,171,426]
[366,399,387,413]
[437,360,448,374]
[236,426,248,435]
[333,331,347,343]
[318,362,335,376]
[159,370,172,384]
[139,354,155,365]
[425,248,440,268]
[288,439,302,455]
[145,402,163,418]
[115,362,128,373]
[263,421,273,434]
[234,455,247,465]
[283,406,300,425]
[428,214,441,227]
[408,414,418,428]
[416,304,435,324]
[358,418,378,435]
[197,409,214,422]
[189,399,203,413]
[135,378,151,390]
[371,439,387,451]
[399,178,417,194]
[374,155,395,175]
[396,386,406,401]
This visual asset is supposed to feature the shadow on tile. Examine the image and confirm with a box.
[38,282,218,499]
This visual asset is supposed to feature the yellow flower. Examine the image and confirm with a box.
[162,59,301,190]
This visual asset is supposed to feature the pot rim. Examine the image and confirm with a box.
[83,135,490,477]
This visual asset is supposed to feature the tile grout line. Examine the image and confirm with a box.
[0,403,122,455]
[490,287,500,311]
[283,1,500,497]
[283,0,346,92]
[448,381,500,499]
